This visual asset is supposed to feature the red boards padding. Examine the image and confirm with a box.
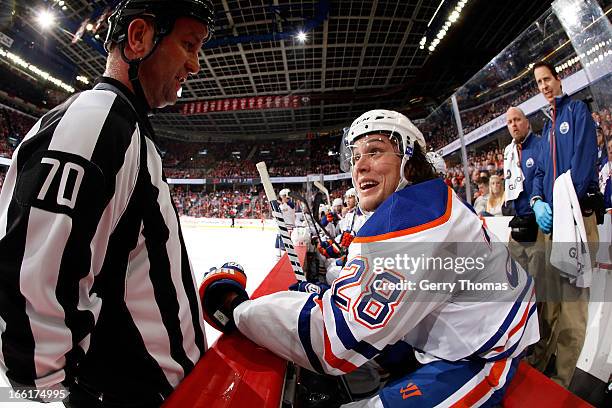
[502,362,593,407]
[163,247,307,408]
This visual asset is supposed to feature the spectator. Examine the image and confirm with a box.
[485,175,504,216]
[529,61,600,388]
[472,176,489,214]
[503,106,545,282]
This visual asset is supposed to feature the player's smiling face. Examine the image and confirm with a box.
[351,134,401,212]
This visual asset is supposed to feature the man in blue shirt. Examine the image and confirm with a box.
[529,61,599,388]
[504,107,544,280]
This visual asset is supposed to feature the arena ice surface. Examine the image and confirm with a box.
[181,222,280,345]
[0,221,280,407]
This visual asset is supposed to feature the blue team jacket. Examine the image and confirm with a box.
[512,132,543,217]
[531,94,598,208]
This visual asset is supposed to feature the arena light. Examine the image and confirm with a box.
[426,0,470,53]
[76,75,89,84]
[36,9,56,30]
[296,31,307,43]
[0,46,75,93]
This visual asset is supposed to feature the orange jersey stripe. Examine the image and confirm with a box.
[450,359,509,408]
[353,186,453,244]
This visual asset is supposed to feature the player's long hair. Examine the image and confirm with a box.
[403,142,437,185]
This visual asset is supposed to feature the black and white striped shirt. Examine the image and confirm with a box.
[0,77,206,404]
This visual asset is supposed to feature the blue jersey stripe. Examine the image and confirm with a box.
[471,275,533,357]
[479,303,538,362]
[297,294,325,373]
[330,300,381,360]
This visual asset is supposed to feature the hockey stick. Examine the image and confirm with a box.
[256,162,306,282]
[313,180,330,206]
[312,191,323,224]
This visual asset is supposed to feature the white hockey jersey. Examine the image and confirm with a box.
[325,207,368,284]
[337,207,367,236]
[235,179,538,375]
[280,201,296,228]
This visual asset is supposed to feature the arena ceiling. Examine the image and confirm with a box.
[6,0,558,140]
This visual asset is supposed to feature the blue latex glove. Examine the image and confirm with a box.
[533,200,553,233]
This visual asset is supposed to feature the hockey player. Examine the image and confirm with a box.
[338,188,366,238]
[332,197,345,219]
[320,197,342,237]
[279,188,297,229]
[275,188,296,253]
[322,188,367,284]
[200,110,538,407]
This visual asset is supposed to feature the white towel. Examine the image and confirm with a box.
[550,170,592,288]
[503,142,524,203]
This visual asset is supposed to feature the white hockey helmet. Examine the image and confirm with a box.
[342,110,426,191]
[279,188,290,198]
[332,197,344,208]
[426,151,447,176]
[344,187,357,199]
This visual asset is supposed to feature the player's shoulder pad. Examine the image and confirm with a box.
[355,178,452,242]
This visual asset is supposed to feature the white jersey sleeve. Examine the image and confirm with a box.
[234,180,537,374]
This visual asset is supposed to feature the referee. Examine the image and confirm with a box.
[0,1,214,406]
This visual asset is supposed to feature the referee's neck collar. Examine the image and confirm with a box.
[96,76,152,119]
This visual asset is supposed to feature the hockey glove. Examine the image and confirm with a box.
[317,239,341,258]
[533,200,552,234]
[288,281,330,295]
[199,262,249,333]
[339,231,355,248]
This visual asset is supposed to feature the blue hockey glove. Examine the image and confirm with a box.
[199,262,249,332]
[288,281,330,295]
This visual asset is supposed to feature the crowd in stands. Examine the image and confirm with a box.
[0,107,37,158]
[167,178,353,220]
[2,103,609,220]
[424,62,583,152]
[443,147,506,211]
[171,186,272,218]
[0,61,608,221]
[162,135,342,179]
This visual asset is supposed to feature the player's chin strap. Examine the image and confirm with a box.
[119,37,163,113]
[396,135,415,192]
